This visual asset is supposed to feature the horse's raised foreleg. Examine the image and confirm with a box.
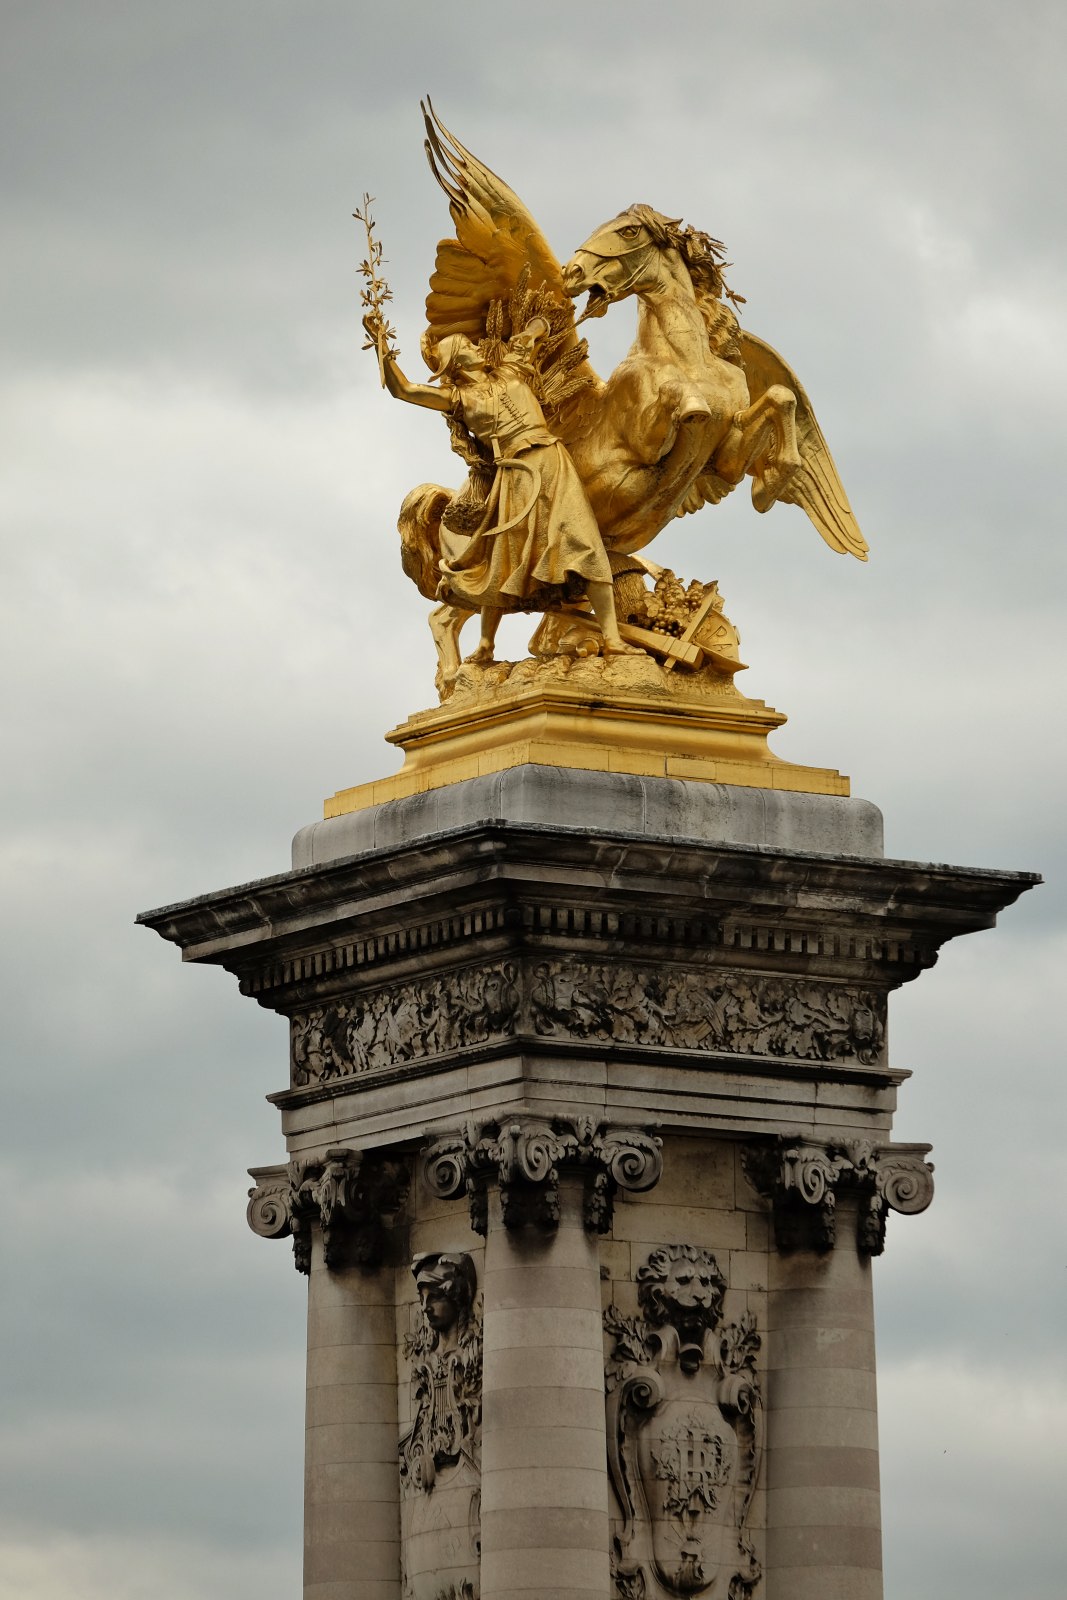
[715,384,801,513]
[587,407,721,555]
[428,602,474,698]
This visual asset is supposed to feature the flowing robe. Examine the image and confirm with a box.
[438,372,610,612]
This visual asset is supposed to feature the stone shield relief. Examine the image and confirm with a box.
[605,1246,761,1600]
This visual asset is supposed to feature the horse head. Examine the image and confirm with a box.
[563,205,675,321]
[564,206,734,327]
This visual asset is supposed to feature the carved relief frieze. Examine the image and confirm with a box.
[742,1137,934,1255]
[246,1148,409,1273]
[288,957,886,1089]
[290,962,520,1085]
[605,1245,761,1600]
[529,961,884,1063]
[422,1116,663,1235]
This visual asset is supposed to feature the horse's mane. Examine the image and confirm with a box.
[623,203,746,363]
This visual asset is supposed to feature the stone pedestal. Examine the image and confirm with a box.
[140,767,1036,1600]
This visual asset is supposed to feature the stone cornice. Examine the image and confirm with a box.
[238,905,938,1005]
[138,822,1038,998]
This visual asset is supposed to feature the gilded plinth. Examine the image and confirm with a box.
[325,655,847,817]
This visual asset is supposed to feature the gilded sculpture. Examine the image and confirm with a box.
[360,104,865,698]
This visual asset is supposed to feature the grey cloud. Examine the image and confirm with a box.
[2,3,1063,1597]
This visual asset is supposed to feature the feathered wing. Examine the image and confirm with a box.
[739,331,869,561]
[421,101,601,436]
[674,468,738,519]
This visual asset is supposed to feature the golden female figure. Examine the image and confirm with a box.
[371,319,635,660]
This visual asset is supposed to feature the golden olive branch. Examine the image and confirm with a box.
[353,194,399,379]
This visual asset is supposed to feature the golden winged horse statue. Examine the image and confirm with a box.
[366,103,867,695]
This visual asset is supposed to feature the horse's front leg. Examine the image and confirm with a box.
[598,380,721,550]
[464,607,502,665]
[715,384,801,513]
[429,602,474,698]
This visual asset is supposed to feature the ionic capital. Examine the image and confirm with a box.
[744,1136,934,1255]
[246,1148,409,1273]
[422,1116,662,1235]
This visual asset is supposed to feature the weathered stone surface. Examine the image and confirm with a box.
[138,766,1038,1600]
[605,1242,762,1600]
[422,1117,662,1236]
[400,1251,482,1600]
[292,769,886,868]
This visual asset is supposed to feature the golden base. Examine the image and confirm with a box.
[325,659,848,818]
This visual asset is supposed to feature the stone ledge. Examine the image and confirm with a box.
[297,766,882,868]
[138,817,1037,970]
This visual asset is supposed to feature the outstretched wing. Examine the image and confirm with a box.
[421,101,601,431]
[739,331,869,561]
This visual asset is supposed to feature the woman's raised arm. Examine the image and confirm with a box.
[365,318,451,413]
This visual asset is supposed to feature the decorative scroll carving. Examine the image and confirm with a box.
[422,1116,663,1235]
[246,1149,409,1273]
[606,1245,761,1600]
[246,1166,290,1238]
[289,958,885,1088]
[743,1137,934,1255]
[400,1254,482,1600]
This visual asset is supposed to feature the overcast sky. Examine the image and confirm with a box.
[2,3,1064,1598]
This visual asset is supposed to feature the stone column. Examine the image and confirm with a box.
[765,1201,882,1600]
[304,1242,401,1600]
[246,1154,407,1600]
[755,1140,934,1600]
[421,1117,662,1600]
[479,1174,609,1600]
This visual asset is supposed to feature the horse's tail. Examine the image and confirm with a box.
[398,483,451,600]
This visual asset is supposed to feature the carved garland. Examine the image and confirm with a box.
[743,1137,934,1255]
[290,958,886,1087]
[246,1149,409,1272]
[422,1117,663,1234]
